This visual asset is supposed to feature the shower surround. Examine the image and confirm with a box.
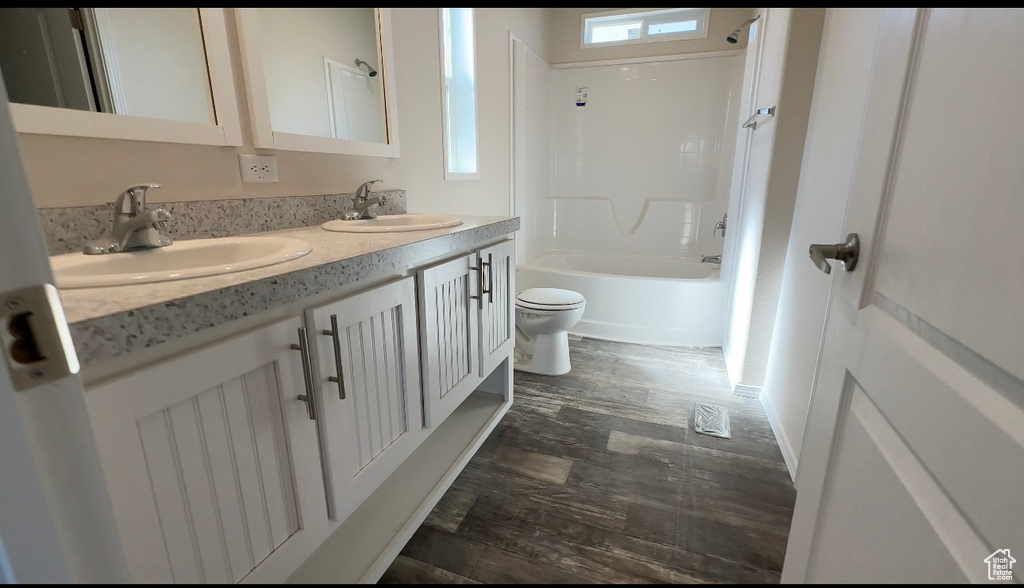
[514,43,745,345]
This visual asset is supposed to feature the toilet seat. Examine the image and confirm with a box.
[515,288,586,311]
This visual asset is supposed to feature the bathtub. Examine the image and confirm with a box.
[516,251,726,347]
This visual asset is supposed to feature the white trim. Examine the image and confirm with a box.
[508,31,518,218]
[324,57,341,140]
[234,8,399,158]
[9,103,227,145]
[202,8,243,146]
[444,172,481,181]
[377,7,400,158]
[88,9,127,115]
[550,48,744,69]
[760,391,798,482]
[264,129,397,158]
[11,8,242,147]
[438,8,449,177]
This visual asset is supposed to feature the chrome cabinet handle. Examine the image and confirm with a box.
[469,257,483,310]
[290,328,318,421]
[484,253,494,303]
[320,314,346,400]
[808,233,860,275]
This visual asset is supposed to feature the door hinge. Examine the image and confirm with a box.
[0,284,80,391]
[67,8,83,31]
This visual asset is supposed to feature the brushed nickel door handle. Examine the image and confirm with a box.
[321,314,346,400]
[808,233,860,275]
[470,257,484,310]
[290,327,318,420]
[485,253,494,303]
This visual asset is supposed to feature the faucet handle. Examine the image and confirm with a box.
[357,179,383,199]
[152,207,172,231]
[114,183,161,215]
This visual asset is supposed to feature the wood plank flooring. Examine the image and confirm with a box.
[379,338,795,584]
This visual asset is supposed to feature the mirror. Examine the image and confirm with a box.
[0,8,214,125]
[0,8,241,146]
[236,8,399,157]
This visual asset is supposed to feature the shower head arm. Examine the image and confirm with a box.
[354,58,378,77]
[736,14,761,30]
[727,13,761,42]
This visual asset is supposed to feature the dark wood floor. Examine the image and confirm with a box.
[379,338,795,584]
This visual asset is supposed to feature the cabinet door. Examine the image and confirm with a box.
[306,277,423,525]
[418,253,482,428]
[477,239,516,377]
[85,317,330,584]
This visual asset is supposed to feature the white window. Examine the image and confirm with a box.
[440,7,478,178]
[581,8,709,48]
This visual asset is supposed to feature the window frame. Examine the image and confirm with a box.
[579,8,710,49]
[438,7,479,180]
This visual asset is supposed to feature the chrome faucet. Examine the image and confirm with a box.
[701,254,722,264]
[713,213,727,237]
[343,179,387,220]
[84,184,172,254]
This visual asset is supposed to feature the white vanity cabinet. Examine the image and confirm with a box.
[80,234,518,584]
[418,239,515,429]
[303,276,424,525]
[84,316,331,584]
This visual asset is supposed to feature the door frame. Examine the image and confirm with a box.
[719,8,769,387]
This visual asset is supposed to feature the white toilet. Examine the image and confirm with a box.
[514,288,586,376]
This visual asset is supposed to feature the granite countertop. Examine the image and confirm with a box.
[61,215,519,366]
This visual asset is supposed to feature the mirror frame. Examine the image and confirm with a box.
[234,7,400,158]
[8,8,242,146]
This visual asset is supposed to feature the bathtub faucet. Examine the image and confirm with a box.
[713,213,727,237]
[701,255,722,264]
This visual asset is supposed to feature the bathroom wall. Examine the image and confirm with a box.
[760,8,883,475]
[548,8,754,65]
[721,8,825,393]
[14,8,551,222]
[536,54,744,260]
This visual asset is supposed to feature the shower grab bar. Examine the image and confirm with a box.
[742,106,776,130]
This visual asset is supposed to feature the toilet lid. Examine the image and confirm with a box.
[515,288,586,311]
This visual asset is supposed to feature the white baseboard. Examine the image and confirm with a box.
[759,392,798,483]
[733,383,762,398]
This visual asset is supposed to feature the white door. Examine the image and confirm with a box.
[784,8,1024,583]
[0,73,125,581]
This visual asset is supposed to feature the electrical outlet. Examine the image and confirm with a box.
[239,154,279,183]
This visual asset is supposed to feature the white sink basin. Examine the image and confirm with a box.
[321,214,463,233]
[51,236,312,289]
